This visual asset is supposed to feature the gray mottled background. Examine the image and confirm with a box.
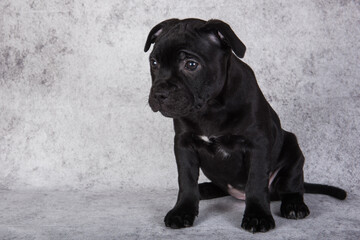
[0,0,360,239]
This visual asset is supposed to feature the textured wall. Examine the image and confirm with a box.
[0,0,359,192]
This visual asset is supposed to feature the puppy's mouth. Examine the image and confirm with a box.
[148,89,193,118]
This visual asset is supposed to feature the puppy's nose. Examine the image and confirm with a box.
[154,91,168,102]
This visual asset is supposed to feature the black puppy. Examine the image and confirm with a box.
[144,18,346,233]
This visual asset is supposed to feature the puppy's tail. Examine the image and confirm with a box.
[304,182,347,200]
[199,182,347,200]
[199,182,229,200]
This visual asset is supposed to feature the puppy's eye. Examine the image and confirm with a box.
[185,61,199,71]
[150,58,159,69]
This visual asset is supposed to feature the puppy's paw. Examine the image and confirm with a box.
[281,201,310,219]
[241,213,275,233]
[164,207,197,229]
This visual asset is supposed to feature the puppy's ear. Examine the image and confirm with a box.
[144,19,180,52]
[200,19,246,58]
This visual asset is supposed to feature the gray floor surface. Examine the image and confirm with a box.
[1,188,359,240]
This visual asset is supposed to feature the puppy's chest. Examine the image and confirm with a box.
[194,134,250,177]
[195,134,249,160]
[198,136,230,158]
[195,134,249,199]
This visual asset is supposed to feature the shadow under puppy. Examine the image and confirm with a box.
[144,18,347,233]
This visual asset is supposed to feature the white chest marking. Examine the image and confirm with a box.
[199,135,211,143]
[198,135,230,158]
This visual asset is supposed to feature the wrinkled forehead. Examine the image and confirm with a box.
[151,23,219,62]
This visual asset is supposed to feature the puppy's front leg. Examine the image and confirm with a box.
[241,144,275,233]
[164,134,200,229]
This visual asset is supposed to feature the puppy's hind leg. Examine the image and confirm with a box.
[272,131,310,219]
[199,182,229,200]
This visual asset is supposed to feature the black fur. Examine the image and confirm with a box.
[144,18,347,233]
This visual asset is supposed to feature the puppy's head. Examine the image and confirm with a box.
[144,18,246,118]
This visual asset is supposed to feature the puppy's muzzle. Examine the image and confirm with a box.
[148,82,193,117]
[149,82,174,111]
[153,89,169,104]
